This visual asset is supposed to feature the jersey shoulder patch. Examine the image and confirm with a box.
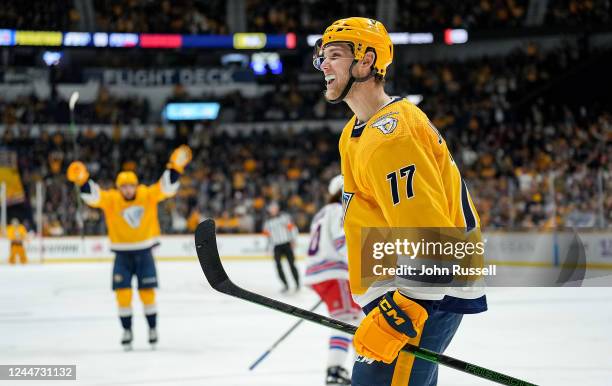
[370,111,399,135]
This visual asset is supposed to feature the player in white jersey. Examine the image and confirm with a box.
[305,175,362,386]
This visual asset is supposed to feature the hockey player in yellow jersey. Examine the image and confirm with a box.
[67,145,192,350]
[313,18,487,385]
[6,218,28,264]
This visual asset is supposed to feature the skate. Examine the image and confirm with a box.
[121,329,133,351]
[326,366,351,385]
[149,328,158,349]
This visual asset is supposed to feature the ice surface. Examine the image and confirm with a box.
[1,260,611,385]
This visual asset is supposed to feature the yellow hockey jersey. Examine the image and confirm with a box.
[339,97,483,306]
[81,171,179,251]
[7,224,27,243]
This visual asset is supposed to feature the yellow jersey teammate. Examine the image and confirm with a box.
[67,145,192,350]
[313,18,487,385]
[6,218,28,264]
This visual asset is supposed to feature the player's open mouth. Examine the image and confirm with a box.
[325,74,336,87]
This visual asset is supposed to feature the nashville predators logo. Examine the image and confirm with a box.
[122,206,144,228]
[371,112,398,134]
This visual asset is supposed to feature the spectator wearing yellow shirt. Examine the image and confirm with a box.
[6,218,28,264]
[215,210,240,233]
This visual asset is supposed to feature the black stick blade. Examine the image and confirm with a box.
[195,219,230,290]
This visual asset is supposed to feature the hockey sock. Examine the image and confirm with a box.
[116,288,133,330]
[139,289,157,329]
[120,315,132,330]
[328,312,361,368]
[145,313,157,329]
[328,333,352,367]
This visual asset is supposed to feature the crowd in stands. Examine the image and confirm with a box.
[0,84,346,126]
[545,0,611,27]
[2,103,610,237]
[394,42,611,228]
[0,89,149,126]
[1,0,610,34]
[0,0,228,34]
[94,0,228,34]
[395,0,528,31]
[245,0,376,33]
[244,0,609,33]
[2,39,611,233]
[0,41,593,126]
[0,0,79,31]
[2,125,340,236]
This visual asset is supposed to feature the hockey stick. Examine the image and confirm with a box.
[68,91,85,244]
[249,299,323,371]
[195,219,537,386]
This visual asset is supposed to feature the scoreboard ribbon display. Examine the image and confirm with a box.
[0,29,297,50]
[0,29,466,49]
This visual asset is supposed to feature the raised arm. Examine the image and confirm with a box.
[149,145,193,202]
[67,161,109,208]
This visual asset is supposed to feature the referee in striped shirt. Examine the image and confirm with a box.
[263,202,300,292]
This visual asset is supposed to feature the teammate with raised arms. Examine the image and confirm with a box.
[67,145,192,350]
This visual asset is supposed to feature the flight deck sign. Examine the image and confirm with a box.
[84,68,254,86]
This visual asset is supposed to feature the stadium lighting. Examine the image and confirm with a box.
[162,102,221,121]
[42,51,62,66]
[221,53,249,67]
[250,52,283,75]
[444,29,469,45]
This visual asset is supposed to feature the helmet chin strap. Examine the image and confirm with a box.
[326,60,376,104]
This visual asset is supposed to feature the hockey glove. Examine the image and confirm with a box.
[353,290,429,364]
[66,161,90,187]
[167,145,192,173]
